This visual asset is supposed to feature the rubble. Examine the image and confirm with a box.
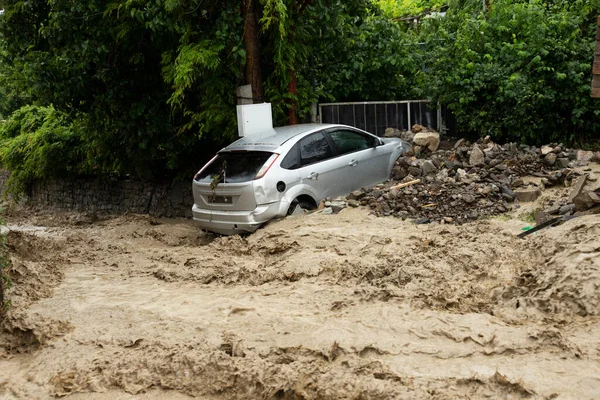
[339,129,600,224]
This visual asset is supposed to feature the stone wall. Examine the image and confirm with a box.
[26,178,195,218]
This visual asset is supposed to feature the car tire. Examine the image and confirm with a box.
[287,199,316,215]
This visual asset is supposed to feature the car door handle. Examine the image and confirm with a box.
[348,160,358,167]
[307,172,319,180]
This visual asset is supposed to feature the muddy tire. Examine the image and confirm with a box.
[287,199,316,215]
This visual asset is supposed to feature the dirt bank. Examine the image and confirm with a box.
[1,203,600,399]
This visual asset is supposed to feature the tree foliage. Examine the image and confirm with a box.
[0,0,599,194]
[420,0,600,143]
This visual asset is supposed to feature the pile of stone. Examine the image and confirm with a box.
[344,125,600,224]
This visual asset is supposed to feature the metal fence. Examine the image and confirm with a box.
[318,100,453,137]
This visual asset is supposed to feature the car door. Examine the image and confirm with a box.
[295,132,349,199]
[327,129,390,189]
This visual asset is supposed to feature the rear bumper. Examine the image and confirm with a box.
[191,202,284,235]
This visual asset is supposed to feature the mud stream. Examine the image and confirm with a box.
[1,207,600,399]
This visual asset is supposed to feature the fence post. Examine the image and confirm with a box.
[407,102,412,130]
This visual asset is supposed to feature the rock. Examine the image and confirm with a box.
[412,131,440,152]
[541,145,554,156]
[559,204,576,215]
[568,175,588,203]
[325,200,347,213]
[469,144,485,166]
[514,188,542,202]
[408,166,423,177]
[453,138,465,149]
[462,194,475,204]
[391,166,408,181]
[414,217,430,224]
[535,210,551,225]
[412,124,425,133]
[573,191,600,211]
[501,185,516,201]
[556,158,570,168]
[577,150,594,162]
[347,190,365,200]
[384,128,402,138]
[511,178,524,188]
[543,153,557,166]
[422,160,437,176]
[543,205,561,215]
[347,200,360,207]
[401,131,415,142]
[594,151,600,163]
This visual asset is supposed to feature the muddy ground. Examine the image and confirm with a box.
[1,189,600,399]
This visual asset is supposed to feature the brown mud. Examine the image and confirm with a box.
[1,201,600,399]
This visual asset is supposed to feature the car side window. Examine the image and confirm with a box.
[280,143,300,170]
[328,130,376,155]
[299,132,334,166]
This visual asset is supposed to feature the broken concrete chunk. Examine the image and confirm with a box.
[543,153,557,166]
[412,131,440,152]
[469,144,485,166]
[568,175,588,203]
[577,150,594,162]
[541,145,554,155]
[573,191,600,211]
[514,188,542,202]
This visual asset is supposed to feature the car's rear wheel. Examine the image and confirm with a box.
[287,197,317,215]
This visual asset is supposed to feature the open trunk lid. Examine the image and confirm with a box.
[192,151,274,211]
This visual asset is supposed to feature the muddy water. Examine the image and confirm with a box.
[1,207,600,399]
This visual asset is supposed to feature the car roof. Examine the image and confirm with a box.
[223,123,342,151]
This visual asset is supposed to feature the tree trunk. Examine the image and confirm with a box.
[242,0,264,103]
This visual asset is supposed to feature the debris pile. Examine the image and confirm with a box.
[342,126,600,224]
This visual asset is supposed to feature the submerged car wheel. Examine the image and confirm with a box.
[287,198,317,215]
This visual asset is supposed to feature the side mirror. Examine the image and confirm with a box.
[375,139,384,147]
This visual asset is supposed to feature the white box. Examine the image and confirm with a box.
[236,103,274,137]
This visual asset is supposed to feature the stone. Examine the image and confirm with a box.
[568,175,588,203]
[347,200,360,207]
[412,131,440,152]
[543,153,557,166]
[383,127,402,138]
[514,188,542,202]
[462,194,475,204]
[556,158,570,168]
[559,204,576,215]
[414,217,430,224]
[399,131,414,142]
[347,190,365,200]
[543,205,561,215]
[408,166,423,177]
[535,210,551,225]
[541,145,554,156]
[411,124,425,133]
[422,160,437,176]
[511,178,524,188]
[577,150,594,162]
[573,191,600,211]
[469,144,485,166]
[453,138,465,149]
[501,185,516,201]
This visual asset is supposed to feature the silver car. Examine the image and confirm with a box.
[192,124,411,235]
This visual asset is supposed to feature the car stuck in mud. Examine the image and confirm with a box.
[192,123,411,234]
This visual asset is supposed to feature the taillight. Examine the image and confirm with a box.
[194,154,218,181]
[254,154,279,180]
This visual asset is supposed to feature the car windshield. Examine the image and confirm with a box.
[195,151,273,183]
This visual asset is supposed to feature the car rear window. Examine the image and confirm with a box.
[195,151,273,183]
